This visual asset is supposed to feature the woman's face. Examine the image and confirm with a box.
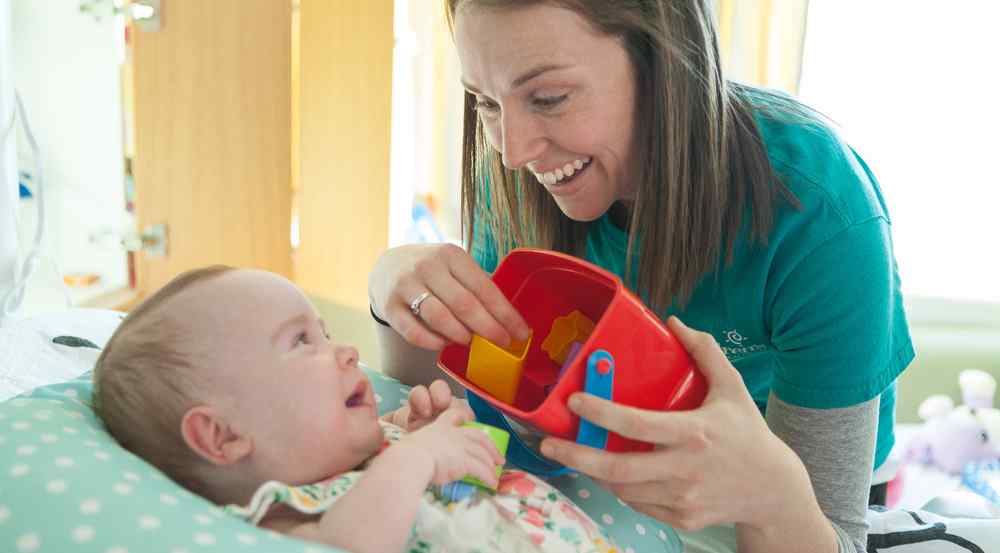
[455,3,638,222]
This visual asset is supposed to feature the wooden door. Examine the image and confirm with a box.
[293,1,393,361]
[128,0,292,298]
[295,0,393,310]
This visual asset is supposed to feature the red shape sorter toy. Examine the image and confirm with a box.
[437,248,708,453]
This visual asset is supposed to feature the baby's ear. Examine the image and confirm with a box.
[180,406,253,465]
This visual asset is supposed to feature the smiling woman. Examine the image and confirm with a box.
[370,2,915,552]
[454,6,637,224]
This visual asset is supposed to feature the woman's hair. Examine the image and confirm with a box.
[447,0,801,311]
[93,265,235,498]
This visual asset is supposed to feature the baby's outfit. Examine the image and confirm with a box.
[225,422,619,553]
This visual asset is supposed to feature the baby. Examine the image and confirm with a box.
[93,266,619,553]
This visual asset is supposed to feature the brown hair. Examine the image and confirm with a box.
[447,0,800,311]
[93,265,235,496]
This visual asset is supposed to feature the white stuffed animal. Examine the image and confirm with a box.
[903,369,1000,474]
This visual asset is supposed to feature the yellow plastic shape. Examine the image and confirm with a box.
[461,422,511,490]
[467,331,533,404]
[541,310,595,364]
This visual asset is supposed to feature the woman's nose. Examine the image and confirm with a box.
[499,108,545,170]
[333,344,359,370]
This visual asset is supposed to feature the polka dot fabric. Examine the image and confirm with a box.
[0,374,344,553]
[546,470,682,551]
[0,310,681,552]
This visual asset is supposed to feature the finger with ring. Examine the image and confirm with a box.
[410,291,433,317]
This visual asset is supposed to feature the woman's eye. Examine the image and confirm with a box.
[294,332,309,347]
[533,94,568,110]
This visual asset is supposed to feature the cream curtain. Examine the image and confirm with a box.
[715,0,811,95]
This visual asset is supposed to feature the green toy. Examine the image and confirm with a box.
[461,421,510,490]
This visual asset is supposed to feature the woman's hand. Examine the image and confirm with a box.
[539,317,820,534]
[369,244,530,350]
[383,379,473,431]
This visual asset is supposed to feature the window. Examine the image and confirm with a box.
[389,0,464,247]
[798,2,1000,303]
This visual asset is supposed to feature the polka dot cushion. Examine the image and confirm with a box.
[0,373,351,553]
[0,311,681,552]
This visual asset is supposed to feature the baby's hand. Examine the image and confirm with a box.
[398,408,504,487]
[386,379,472,432]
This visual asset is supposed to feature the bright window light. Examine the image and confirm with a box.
[129,4,155,21]
[798,1,1000,304]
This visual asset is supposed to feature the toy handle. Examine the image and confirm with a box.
[466,392,573,477]
[575,350,614,450]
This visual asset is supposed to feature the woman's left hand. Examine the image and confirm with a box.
[539,317,812,533]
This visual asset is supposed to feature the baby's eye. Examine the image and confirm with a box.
[294,332,309,347]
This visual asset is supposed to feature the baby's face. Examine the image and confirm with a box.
[175,269,384,485]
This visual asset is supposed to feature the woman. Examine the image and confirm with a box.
[368,1,913,551]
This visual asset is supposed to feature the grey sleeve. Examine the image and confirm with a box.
[765,393,878,553]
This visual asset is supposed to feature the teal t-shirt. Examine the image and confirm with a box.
[471,94,914,471]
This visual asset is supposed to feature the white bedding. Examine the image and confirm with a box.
[0,308,122,401]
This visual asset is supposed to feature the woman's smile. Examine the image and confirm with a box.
[531,156,591,186]
[541,159,593,198]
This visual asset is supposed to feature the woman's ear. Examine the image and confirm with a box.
[180,406,253,465]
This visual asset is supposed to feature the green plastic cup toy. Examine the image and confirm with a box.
[461,421,510,490]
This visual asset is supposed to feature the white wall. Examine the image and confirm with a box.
[1,0,17,302]
[11,0,126,310]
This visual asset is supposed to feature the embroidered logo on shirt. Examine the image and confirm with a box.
[719,330,767,359]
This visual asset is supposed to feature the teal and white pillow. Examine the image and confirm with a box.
[0,311,680,553]
[1,375,372,553]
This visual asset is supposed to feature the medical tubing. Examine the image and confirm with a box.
[2,91,61,319]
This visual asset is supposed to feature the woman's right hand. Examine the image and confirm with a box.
[369,244,530,351]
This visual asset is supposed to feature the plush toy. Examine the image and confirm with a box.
[903,369,1000,474]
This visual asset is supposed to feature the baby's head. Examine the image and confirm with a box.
[94,266,383,504]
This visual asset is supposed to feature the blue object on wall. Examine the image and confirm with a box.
[18,171,33,198]
[408,200,446,244]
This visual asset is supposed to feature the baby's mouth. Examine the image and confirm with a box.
[345,380,369,408]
